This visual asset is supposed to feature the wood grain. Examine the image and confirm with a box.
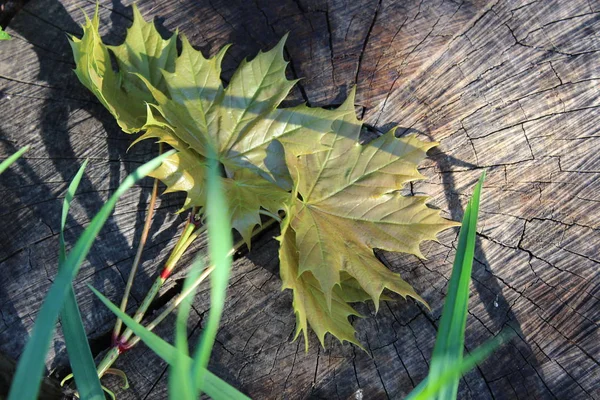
[0,0,598,398]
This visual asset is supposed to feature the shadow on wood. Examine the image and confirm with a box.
[0,0,598,399]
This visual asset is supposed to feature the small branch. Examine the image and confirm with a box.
[112,144,162,342]
[125,265,215,349]
[95,211,282,377]
[123,218,280,348]
[118,221,205,345]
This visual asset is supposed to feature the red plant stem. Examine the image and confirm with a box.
[117,219,202,345]
[95,215,279,378]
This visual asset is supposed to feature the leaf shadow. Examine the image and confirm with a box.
[0,0,185,377]
[397,127,552,399]
[0,1,566,398]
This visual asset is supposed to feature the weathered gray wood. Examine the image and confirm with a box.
[1,0,599,399]
[0,350,63,399]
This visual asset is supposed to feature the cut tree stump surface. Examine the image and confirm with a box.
[0,0,599,398]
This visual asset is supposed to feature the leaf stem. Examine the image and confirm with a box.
[112,164,161,342]
[95,216,279,378]
[96,217,203,378]
[96,347,120,379]
[125,265,215,348]
[118,221,205,345]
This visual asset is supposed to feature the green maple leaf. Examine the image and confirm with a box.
[130,30,345,243]
[71,6,458,349]
[133,121,288,246]
[69,4,176,133]
[278,216,364,349]
[71,7,340,244]
[279,90,458,346]
[137,35,345,190]
[126,23,348,244]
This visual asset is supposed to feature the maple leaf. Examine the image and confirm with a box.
[128,28,350,244]
[137,35,345,190]
[72,7,343,244]
[131,32,346,243]
[134,119,289,246]
[279,89,458,345]
[278,216,363,349]
[69,4,176,133]
[71,6,458,349]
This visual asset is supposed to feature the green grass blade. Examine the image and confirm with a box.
[0,146,29,174]
[58,160,105,400]
[170,259,205,400]
[406,329,513,400]
[7,151,174,400]
[61,291,105,400]
[89,286,250,400]
[0,25,12,40]
[191,150,233,394]
[59,161,89,263]
[426,171,485,399]
[170,348,195,400]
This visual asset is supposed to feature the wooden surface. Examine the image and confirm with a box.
[1,0,599,398]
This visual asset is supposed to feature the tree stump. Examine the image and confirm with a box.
[1,0,599,398]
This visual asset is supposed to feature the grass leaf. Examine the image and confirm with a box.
[7,150,174,400]
[169,258,205,400]
[406,329,514,400]
[0,25,12,40]
[89,286,250,400]
[0,146,29,174]
[409,171,486,400]
[191,149,233,393]
[58,160,105,400]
